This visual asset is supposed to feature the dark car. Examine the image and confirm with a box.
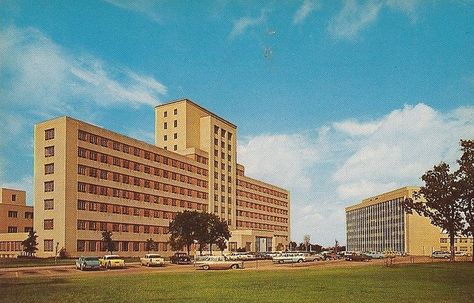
[345,253,370,261]
[170,252,192,264]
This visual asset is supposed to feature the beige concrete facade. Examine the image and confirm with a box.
[34,99,290,257]
[346,186,473,256]
[0,188,33,257]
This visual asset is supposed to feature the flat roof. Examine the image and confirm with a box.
[155,98,237,129]
[345,186,420,212]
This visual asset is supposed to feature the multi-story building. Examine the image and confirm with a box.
[346,186,473,256]
[34,99,290,257]
[0,188,34,257]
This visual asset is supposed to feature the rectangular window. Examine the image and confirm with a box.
[78,130,87,141]
[113,141,120,150]
[173,120,177,127]
[77,240,85,252]
[133,225,140,233]
[133,242,140,251]
[174,108,177,115]
[164,122,167,129]
[44,181,54,192]
[44,240,54,252]
[174,145,177,151]
[164,111,167,117]
[44,219,54,230]
[45,163,54,174]
[174,133,177,139]
[45,146,55,157]
[164,135,167,141]
[25,212,34,219]
[44,199,54,210]
[100,138,108,147]
[45,128,55,140]
[122,242,129,252]
[7,226,17,233]
[89,241,97,252]
[77,200,86,210]
[8,211,18,218]
[78,165,86,175]
[78,147,87,158]
[77,182,86,192]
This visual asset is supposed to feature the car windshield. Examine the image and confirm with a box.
[147,255,161,258]
[84,257,99,261]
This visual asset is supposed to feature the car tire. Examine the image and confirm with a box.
[298,259,303,263]
[231,264,238,270]
[278,260,283,264]
[203,265,210,270]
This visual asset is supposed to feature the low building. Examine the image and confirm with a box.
[346,186,473,256]
[0,188,34,257]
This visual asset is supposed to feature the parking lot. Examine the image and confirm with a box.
[0,255,462,279]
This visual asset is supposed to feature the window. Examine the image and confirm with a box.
[45,181,55,192]
[174,120,177,127]
[12,194,16,202]
[77,240,85,252]
[164,122,167,129]
[133,242,140,251]
[228,133,232,140]
[78,130,87,141]
[100,138,108,147]
[113,141,120,150]
[174,133,177,139]
[25,227,33,233]
[174,108,177,115]
[100,170,108,180]
[8,211,17,218]
[78,165,86,175]
[7,226,17,233]
[45,128,55,140]
[174,145,177,151]
[45,146,54,157]
[122,242,129,252]
[45,163,54,174]
[44,199,54,210]
[89,241,96,252]
[133,225,140,233]
[25,212,33,219]
[77,182,86,192]
[44,219,54,230]
[78,147,87,158]
[89,135,97,144]
[164,111,167,117]
[164,135,167,141]
[77,200,86,210]
[100,154,108,163]
[44,240,54,252]
[214,125,219,134]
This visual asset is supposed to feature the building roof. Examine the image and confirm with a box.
[345,186,420,212]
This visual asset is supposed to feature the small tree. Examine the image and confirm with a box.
[404,162,463,261]
[21,230,38,257]
[145,238,157,253]
[101,231,114,254]
[456,139,474,262]
[207,214,231,255]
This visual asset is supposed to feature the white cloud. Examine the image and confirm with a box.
[229,10,267,38]
[103,0,161,22]
[0,26,167,111]
[237,103,474,245]
[293,0,321,24]
[328,0,421,40]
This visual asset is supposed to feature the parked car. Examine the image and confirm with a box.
[99,255,125,269]
[75,256,101,271]
[140,254,165,267]
[195,256,243,270]
[432,251,451,259]
[170,252,192,264]
[272,253,316,264]
[455,251,469,257]
[345,253,370,261]
[364,251,385,259]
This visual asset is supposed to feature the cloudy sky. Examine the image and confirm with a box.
[0,0,473,246]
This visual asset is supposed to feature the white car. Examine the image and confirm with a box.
[364,251,385,259]
[140,254,165,267]
[272,253,316,264]
[432,251,451,259]
[194,256,243,270]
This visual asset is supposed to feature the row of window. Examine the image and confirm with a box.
[213,125,233,141]
[237,179,288,200]
[440,238,473,243]
[78,130,208,167]
[237,189,288,208]
[77,182,209,204]
[163,108,178,117]
[236,220,288,232]
[7,226,32,233]
[237,200,288,216]
[76,240,169,253]
[236,210,288,224]
[78,163,208,190]
[76,199,207,218]
[7,211,34,219]
[77,220,170,234]
[0,241,22,252]
[78,146,209,179]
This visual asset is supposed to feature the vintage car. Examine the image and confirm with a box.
[140,254,165,267]
[432,251,451,259]
[194,256,243,270]
[75,256,101,271]
[170,252,192,264]
[345,253,370,261]
[272,253,317,264]
[364,251,385,259]
[99,255,126,269]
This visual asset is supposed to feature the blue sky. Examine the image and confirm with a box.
[1,0,473,245]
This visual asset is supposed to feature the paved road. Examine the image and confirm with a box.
[0,256,456,279]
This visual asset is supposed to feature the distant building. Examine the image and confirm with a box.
[0,188,34,257]
[34,99,290,257]
[346,186,473,256]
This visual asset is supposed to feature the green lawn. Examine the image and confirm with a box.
[0,263,473,303]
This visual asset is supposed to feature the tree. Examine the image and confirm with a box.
[169,211,200,254]
[21,230,38,257]
[288,241,297,251]
[456,139,474,262]
[404,162,463,261]
[303,235,311,252]
[216,238,227,255]
[206,214,231,255]
[145,238,157,253]
[101,231,115,254]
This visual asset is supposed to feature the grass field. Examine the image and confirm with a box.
[0,262,473,303]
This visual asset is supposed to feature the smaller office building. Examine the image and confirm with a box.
[0,188,34,257]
